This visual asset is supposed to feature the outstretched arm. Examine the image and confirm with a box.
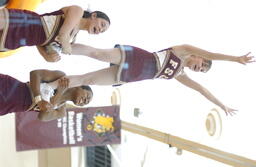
[172,44,254,64]
[175,74,236,116]
[58,5,84,54]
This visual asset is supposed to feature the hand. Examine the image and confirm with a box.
[50,77,69,106]
[58,77,70,90]
[223,106,237,116]
[43,52,61,62]
[37,100,53,112]
[61,41,72,55]
[237,52,255,65]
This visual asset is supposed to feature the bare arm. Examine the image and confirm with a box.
[175,74,236,116]
[37,105,66,122]
[172,44,254,64]
[59,5,83,37]
[30,69,65,97]
[29,70,66,110]
[36,46,61,62]
[46,74,84,89]
[58,6,84,54]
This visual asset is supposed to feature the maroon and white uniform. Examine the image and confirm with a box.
[115,45,158,83]
[0,74,61,116]
[0,74,33,116]
[153,48,185,79]
[0,8,77,51]
[115,45,185,83]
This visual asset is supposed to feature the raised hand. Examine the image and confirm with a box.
[237,52,255,65]
[223,106,237,116]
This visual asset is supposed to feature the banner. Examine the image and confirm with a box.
[15,105,121,151]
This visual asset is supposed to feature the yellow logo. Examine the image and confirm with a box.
[87,111,114,134]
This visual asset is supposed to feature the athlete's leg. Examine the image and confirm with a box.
[48,65,120,89]
[79,65,120,86]
[71,44,122,64]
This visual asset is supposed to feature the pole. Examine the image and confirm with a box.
[122,121,256,167]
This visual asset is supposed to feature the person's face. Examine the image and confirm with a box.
[88,13,110,34]
[72,88,93,106]
[188,56,208,72]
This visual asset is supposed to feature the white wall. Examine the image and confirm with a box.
[0,0,256,167]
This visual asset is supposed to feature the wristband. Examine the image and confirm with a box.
[34,95,42,104]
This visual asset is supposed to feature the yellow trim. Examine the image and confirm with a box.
[0,0,45,58]
[6,0,43,10]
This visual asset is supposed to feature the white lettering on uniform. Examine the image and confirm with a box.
[159,75,169,79]
[164,68,174,76]
[169,59,178,69]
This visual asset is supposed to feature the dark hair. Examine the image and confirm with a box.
[81,85,93,95]
[83,11,111,24]
[202,59,212,73]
